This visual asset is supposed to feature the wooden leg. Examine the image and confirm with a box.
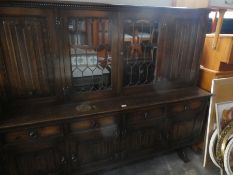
[177,148,190,163]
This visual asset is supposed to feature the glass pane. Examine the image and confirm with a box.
[68,17,112,93]
[123,19,158,86]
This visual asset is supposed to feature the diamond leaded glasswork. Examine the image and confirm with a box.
[123,19,158,87]
[68,17,112,93]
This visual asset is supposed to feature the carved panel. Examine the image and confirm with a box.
[156,17,206,88]
[3,140,66,175]
[121,113,166,159]
[167,99,207,144]
[70,131,121,172]
[0,16,54,97]
[120,127,165,160]
[72,138,120,165]
[68,114,121,172]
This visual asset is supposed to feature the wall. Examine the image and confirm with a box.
[210,0,233,9]
[175,0,209,8]
[175,0,233,8]
[59,0,173,6]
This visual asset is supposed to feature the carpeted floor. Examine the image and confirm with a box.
[103,148,220,175]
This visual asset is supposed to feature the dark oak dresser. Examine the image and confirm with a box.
[0,1,211,175]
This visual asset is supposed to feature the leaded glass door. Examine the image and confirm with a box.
[122,18,159,87]
[61,11,113,95]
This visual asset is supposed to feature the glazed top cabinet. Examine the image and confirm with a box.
[0,1,210,175]
[0,2,209,101]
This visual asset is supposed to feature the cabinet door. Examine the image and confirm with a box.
[68,114,121,174]
[156,11,208,89]
[0,124,66,175]
[167,98,208,147]
[2,139,67,175]
[121,106,167,160]
[119,11,160,94]
[0,8,55,98]
[58,10,116,99]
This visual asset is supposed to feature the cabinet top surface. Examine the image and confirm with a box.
[0,0,210,12]
[0,87,210,131]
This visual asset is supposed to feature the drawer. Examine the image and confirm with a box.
[169,99,204,113]
[4,125,62,143]
[70,115,117,133]
[127,106,164,125]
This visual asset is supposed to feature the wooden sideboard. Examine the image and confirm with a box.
[0,1,210,175]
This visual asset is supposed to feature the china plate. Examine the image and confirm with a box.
[209,129,220,168]
[216,120,233,168]
[224,137,233,175]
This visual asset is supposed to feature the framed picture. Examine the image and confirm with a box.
[216,101,233,135]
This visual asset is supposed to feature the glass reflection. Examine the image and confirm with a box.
[68,17,111,92]
[123,19,158,86]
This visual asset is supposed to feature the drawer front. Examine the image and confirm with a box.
[70,114,118,133]
[3,125,62,144]
[169,98,205,114]
[126,106,165,127]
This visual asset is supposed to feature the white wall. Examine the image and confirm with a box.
[60,0,172,7]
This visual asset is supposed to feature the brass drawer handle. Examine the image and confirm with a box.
[144,112,149,120]
[71,154,78,162]
[115,130,120,137]
[61,156,66,164]
[90,120,97,128]
[184,105,189,111]
[28,130,38,138]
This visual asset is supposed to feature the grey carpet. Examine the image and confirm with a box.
[103,149,219,175]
